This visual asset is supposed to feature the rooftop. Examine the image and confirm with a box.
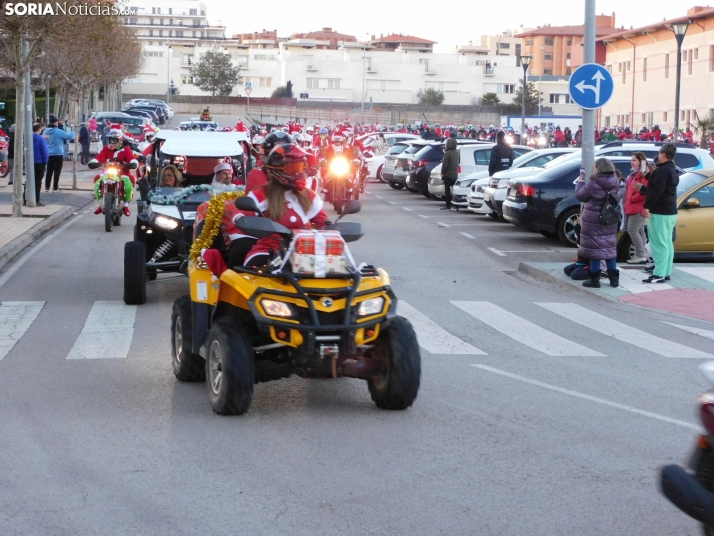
[601,5,714,40]
[369,33,437,45]
[515,24,618,38]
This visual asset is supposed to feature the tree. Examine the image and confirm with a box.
[512,80,542,115]
[693,112,714,149]
[271,80,294,98]
[416,88,445,106]
[479,92,500,106]
[191,47,241,96]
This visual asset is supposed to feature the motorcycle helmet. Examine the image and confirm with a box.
[653,124,659,130]
[332,135,345,153]
[264,144,309,190]
[145,131,155,142]
[319,127,328,136]
[262,131,295,156]
[107,128,123,150]
[396,123,404,130]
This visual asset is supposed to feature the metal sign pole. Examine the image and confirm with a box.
[582,0,596,182]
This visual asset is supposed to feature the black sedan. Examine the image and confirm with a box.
[501,157,634,247]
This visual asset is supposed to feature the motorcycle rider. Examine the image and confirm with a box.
[89,128,137,216]
[651,125,662,142]
[553,126,565,147]
[243,144,329,268]
[488,130,514,177]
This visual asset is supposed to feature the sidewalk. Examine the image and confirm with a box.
[520,262,714,323]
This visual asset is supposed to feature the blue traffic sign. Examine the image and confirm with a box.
[568,63,614,110]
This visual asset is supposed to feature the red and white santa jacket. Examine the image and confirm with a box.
[243,187,328,264]
[93,144,138,185]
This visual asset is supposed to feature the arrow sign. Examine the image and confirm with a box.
[568,64,614,110]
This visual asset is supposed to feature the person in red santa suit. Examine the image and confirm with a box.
[243,143,328,268]
[235,120,248,132]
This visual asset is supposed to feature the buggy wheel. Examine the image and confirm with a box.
[123,240,147,305]
[205,316,254,415]
[171,296,205,382]
[367,316,421,410]
[104,192,114,232]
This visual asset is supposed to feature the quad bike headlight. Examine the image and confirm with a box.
[261,299,294,318]
[155,215,180,230]
[357,297,385,316]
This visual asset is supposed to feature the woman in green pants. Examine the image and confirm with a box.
[632,143,679,283]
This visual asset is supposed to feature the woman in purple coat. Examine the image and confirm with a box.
[575,158,623,289]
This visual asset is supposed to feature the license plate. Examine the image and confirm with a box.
[509,187,518,197]
[483,192,491,202]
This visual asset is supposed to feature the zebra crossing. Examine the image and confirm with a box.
[0,298,712,362]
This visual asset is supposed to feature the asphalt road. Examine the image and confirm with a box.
[0,115,711,535]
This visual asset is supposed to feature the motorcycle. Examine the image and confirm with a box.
[355,151,370,196]
[88,159,135,232]
[0,136,9,178]
[660,360,714,533]
[323,156,357,214]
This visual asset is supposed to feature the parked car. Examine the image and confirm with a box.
[616,167,714,261]
[426,142,532,201]
[121,108,158,124]
[502,156,636,246]
[131,99,174,119]
[482,148,578,217]
[361,133,420,181]
[180,120,220,131]
[124,105,166,124]
[389,141,432,190]
[92,111,147,128]
[381,142,413,187]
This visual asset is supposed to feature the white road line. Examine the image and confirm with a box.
[0,302,45,361]
[67,301,137,360]
[460,232,476,239]
[452,301,603,356]
[388,201,397,205]
[498,250,570,253]
[676,267,714,285]
[436,222,451,227]
[488,247,506,256]
[536,302,713,359]
[0,216,83,289]
[419,215,430,219]
[397,301,486,355]
[665,322,714,341]
[403,207,413,212]
[375,196,383,199]
[472,364,701,431]
[617,269,672,293]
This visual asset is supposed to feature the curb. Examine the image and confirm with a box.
[0,207,75,271]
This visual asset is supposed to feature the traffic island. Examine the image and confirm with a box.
[519,261,714,323]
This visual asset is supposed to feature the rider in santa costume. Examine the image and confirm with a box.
[88,128,138,216]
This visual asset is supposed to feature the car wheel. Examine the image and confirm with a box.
[557,208,580,248]
[405,186,418,193]
[376,165,385,183]
[539,230,558,239]
[488,212,499,219]
[171,295,206,382]
[367,316,421,410]
[388,181,404,190]
[206,316,254,415]
[123,241,147,305]
[420,189,431,199]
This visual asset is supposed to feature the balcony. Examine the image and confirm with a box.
[424,67,436,75]
[483,66,495,76]
[306,65,317,71]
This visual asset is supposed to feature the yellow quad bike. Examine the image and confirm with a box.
[171,198,421,415]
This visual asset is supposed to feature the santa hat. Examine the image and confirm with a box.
[214,162,232,174]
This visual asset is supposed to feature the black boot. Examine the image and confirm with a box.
[607,269,619,288]
[582,271,601,288]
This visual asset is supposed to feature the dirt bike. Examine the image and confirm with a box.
[172,197,421,416]
[0,136,9,178]
[88,159,135,232]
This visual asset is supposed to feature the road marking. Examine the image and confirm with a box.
[536,302,713,359]
[388,201,397,205]
[436,222,451,227]
[665,322,714,341]
[402,207,413,212]
[616,270,672,293]
[472,364,701,431]
[460,232,476,239]
[67,301,137,359]
[0,216,83,289]
[452,301,603,356]
[398,301,486,355]
[488,247,506,256]
[497,249,571,253]
[0,302,45,361]
[676,267,714,285]
[375,196,383,199]
[419,215,430,219]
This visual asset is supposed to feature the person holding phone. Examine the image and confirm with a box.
[624,152,652,264]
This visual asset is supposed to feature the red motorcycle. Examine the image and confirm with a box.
[0,136,9,178]
[660,360,714,533]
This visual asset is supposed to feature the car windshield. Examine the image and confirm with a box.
[512,152,539,168]
[677,171,710,195]
[403,145,425,155]
[543,152,580,168]
[387,144,409,155]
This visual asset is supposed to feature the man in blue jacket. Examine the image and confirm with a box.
[25,122,49,206]
[43,115,74,192]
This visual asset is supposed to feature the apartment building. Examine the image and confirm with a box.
[599,6,714,133]
[454,26,533,60]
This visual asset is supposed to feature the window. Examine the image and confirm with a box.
[306,78,339,89]
[622,68,626,85]
[235,55,248,65]
[544,37,554,46]
[149,17,153,24]
[694,48,699,60]
[646,112,654,126]
[155,7,160,14]
[192,31,195,38]
[181,75,193,84]
[549,94,572,104]
[175,30,183,37]
[665,53,670,78]
[499,43,510,49]
[627,61,631,71]
[566,52,571,60]
[525,38,534,46]
[168,7,172,14]
[499,84,515,94]
[189,8,197,15]
[474,149,492,166]
[129,17,137,24]
[566,37,573,46]
[148,41,153,46]
[149,29,153,36]
[253,54,274,60]
[145,51,163,57]
[686,183,714,207]
[425,81,458,92]
[151,7,155,13]
[158,29,162,37]
[182,54,193,65]
[544,52,553,61]
[543,68,553,75]
[643,58,647,81]
[159,18,163,25]
[688,49,693,75]
[604,116,611,127]
[177,19,183,26]
[366,80,399,90]
[663,111,668,123]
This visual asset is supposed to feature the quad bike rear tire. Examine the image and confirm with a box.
[104,191,114,232]
[124,240,147,305]
[205,316,254,415]
[367,316,421,410]
[171,296,206,382]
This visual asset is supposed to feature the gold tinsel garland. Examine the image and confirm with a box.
[189,190,245,263]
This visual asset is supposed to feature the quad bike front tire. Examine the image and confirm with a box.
[205,316,254,415]
[124,240,147,305]
[367,316,421,410]
[171,296,206,382]
[104,191,114,232]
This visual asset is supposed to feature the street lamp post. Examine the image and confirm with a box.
[167,24,172,104]
[519,55,532,143]
[362,40,366,110]
[671,21,690,140]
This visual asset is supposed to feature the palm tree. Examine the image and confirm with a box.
[692,112,714,149]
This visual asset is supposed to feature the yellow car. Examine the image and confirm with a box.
[618,168,714,261]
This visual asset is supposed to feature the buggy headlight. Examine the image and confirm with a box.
[358,297,385,316]
[261,299,294,318]
[155,215,180,230]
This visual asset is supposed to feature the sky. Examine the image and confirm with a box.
[204,0,693,52]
